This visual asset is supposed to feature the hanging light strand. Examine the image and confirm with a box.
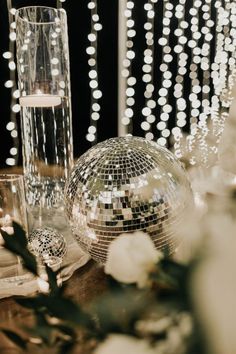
[120,0,136,134]
[86,0,102,144]
[187,0,203,165]
[3,1,19,167]
[155,0,173,147]
[140,0,156,141]
[212,0,230,144]
[200,0,212,124]
[197,0,214,163]
[214,0,236,139]
[201,0,212,111]
[227,0,236,103]
[172,0,188,159]
[205,0,236,163]
[216,0,235,130]
[181,0,236,166]
[209,0,223,142]
[224,0,236,101]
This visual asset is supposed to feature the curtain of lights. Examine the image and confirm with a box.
[2,1,236,167]
[119,0,236,166]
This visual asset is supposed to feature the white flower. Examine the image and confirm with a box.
[37,277,49,293]
[1,226,14,235]
[0,233,5,246]
[94,334,156,354]
[0,214,14,246]
[105,232,162,288]
[0,226,14,247]
[192,212,236,354]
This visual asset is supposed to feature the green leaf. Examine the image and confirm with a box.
[16,295,94,329]
[54,324,75,338]
[160,259,187,280]
[15,296,42,309]
[36,311,49,328]
[41,296,93,327]
[24,326,51,345]
[1,329,27,349]
[89,288,152,335]
[106,275,124,290]
[45,265,61,296]
[1,225,38,276]
[58,340,75,354]
[21,250,38,275]
[12,222,28,247]
[161,259,189,297]
[24,313,52,345]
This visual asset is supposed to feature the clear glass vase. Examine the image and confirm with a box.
[14,7,89,283]
[0,174,34,294]
[15,6,73,234]
[16,6,89,278]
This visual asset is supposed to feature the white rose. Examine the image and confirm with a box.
[105,232,162,288]
[94,334,156,354]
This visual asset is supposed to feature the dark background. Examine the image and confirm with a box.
[0,0,219,168]
[0,0,119,168]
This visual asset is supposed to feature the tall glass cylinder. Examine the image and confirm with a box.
[0,174,32,288]
[0,175,28,234]
[15,7,73,232]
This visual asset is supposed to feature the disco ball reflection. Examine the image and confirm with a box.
[65,137,192,263]
[29,227,67,267]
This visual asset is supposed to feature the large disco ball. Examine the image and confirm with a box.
[65,137,192,263]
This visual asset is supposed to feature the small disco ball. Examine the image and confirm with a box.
[28,227,67,267]
[65,137,192,263]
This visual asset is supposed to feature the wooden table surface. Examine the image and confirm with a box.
[0,260,107,354]
[0,169,189,353]
[0,168,106,352]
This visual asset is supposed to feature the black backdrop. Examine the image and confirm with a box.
[0,0,118,168]
[0,0,220,168]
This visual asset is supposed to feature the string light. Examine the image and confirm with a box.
[141,0,156,141]
[3,1,19,167]
[183,0,236,165]
[171,0,188,158]
[211,0,232,140]
[1,0,236,168]
[182,0,202,164]
[197,0,212,164]
[156,0,174,147]
[86,0,102,144]
[120,0,136,133]
[138,0,236,165]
